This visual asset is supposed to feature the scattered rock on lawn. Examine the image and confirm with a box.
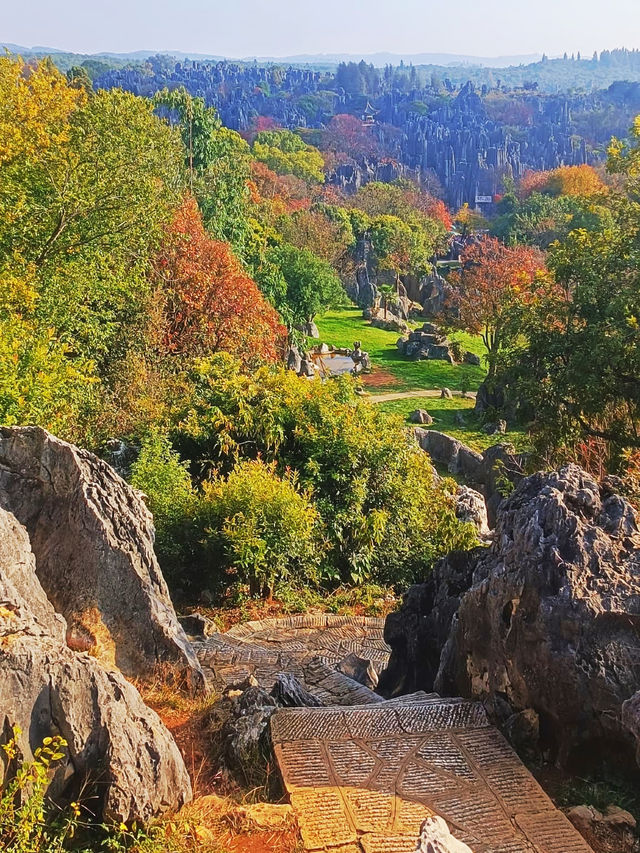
[409,409,434,425]
[483,419,507,435]
[441,388,453,399]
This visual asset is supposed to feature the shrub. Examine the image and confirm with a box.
[129,431,197,587]
[0,728,194,852]
[199,459,324,598]
[171,354,477,590]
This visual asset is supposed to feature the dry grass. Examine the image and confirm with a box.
[132,666,302,852]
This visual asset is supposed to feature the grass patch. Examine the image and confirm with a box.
[316,308,486,393]
[374,395,530,453]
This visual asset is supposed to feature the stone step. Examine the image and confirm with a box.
[271,701,594,853]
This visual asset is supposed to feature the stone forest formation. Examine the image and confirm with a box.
[1,31,640,853]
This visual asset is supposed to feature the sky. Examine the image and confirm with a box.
[3,0,639,59]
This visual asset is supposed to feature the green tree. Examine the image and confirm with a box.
[0,87,183,269]
[267,243,344,326]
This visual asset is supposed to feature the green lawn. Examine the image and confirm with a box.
[315,308,487,392]
[374,396,530,454]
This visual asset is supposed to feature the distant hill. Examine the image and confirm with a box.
[1,44,540,68]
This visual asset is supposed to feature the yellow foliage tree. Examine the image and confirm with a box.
[0,56,84,167]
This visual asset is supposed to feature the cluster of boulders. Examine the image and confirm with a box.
[0,427,200,822]
[414,431,527,525]
[382,464,640,776]
[396,322,481,364]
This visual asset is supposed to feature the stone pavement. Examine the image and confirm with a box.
[272,701,594,853]
[193,613,391,706]
[191,614,594,852]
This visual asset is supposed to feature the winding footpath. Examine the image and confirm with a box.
[192,615,593,853]
[367,389,475,404]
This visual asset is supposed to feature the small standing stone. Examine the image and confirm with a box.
[409,409,434,425]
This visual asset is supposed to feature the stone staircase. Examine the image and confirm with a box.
[192,615,594,853]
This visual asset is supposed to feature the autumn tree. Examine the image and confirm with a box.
[154,87,256,258]
[275,207,354,268]
[153,198,285,363]
[518,165,606,200]
[449,237,547,377]
[322,113,379,158]
[253,130,325,184]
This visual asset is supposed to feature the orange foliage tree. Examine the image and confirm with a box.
[519,165,606,199]
[449,237,547,376]
[153,198,286,363]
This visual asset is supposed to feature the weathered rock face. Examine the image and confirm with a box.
[0,427,201,681]
[383,466,640,768]
[0,506,192,823]
[455,485,490,538]
[379,549,482,698]
[413,430,527,526]
[567,804,639,853]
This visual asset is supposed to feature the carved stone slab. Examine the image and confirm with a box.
[272,702,594,853]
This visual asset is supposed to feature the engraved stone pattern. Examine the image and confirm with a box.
[343,788,394,834]
[272,703,595,853]
[515,811,595,852]
[327,741,377,786]
[416,733,477,780]
[193,614,389,705]
[276,741,332,788]
[289,788,356,849]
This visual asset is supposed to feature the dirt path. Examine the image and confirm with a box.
[367,389,476,404]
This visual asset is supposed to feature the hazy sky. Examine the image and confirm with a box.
[3,0,639,58]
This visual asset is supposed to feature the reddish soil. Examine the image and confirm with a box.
[360,369,398,388]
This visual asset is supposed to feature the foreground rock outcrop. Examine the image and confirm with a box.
[383,465,640,767]
[0,506,192,822]
[0,426,200,680]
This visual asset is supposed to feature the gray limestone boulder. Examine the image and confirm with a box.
[0,427,201,682]
[409,409,434,425]
[0,506,192,823]
[455,485,490,538]
[384,466,640,768]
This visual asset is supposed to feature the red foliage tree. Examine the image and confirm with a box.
[153,198,286,363]
[423,197,453,230]
[323,114,379,158]
[450,237,547,376]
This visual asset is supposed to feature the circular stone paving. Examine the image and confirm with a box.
[225,613,391,673]
[191,613,392,706]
